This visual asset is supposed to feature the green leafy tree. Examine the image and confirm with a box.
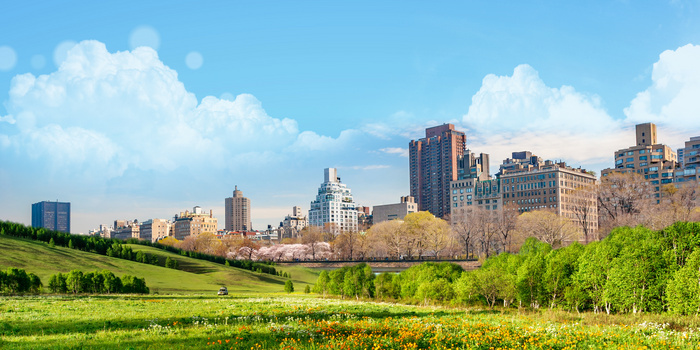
[374,272,397,300]
[304,285,311,294]
[666,249,700,315]
[543,243,583,309]
[516,238,551,308]
[5,267,31,294]
[313,270,330,296]
[48,238,55,247]
[101,270,122,294]
[66,270,83,294]
[284,279,294,294]
[68,239,74,249]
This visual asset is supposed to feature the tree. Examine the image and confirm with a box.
[402,211,441,259]
[570,182,598,243]
[597,172,654,235]
[48,238,55,247]
[366,220,404,259]
[666,249,700,315]
[66,270,83,294]
[661,182,700,225]
[165,257,179,269]
[543,243,583,309]
[4,268,31,294]
[236,237,261,260]
[102,270,122,294]
[495,203,519,253]
[284,280,294,294]
[517,210,580,249]
[333,231,361,260]
[451,207,480,259]
[313,270,330,296]
[516,238,551,309]
[301,226,327,260]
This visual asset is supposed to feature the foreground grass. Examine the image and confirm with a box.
[2,295,700,349]
[0,235,318,294]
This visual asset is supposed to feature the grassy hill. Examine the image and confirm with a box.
[0,235,319,294]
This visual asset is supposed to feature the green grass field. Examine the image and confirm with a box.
[2,294,700,349]
[0,235,318,294]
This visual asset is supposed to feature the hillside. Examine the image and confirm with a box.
[0,235,318,294]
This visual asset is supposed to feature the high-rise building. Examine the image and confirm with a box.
[225,186,251,231]
[173,206,218,240]
[308,168,358,234]
[31,201,70,233]
[409,124,467,218]
[601,123,679,200]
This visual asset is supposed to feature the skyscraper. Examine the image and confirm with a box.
[308,168,358,234]
[409,124,466,218]
[225,186,251,231]
[31,201,71,233]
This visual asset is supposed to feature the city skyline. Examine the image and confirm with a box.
[1,2,700,233]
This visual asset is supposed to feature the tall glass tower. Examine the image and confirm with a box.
[32,201,71,233]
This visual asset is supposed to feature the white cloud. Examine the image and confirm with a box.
[129,26,161,51]
[625,44,700,132]
[461,64,626,172]
[0,46,17,71]
[185,51,203,70]
[379,147,409,157]
[0,40,351,180]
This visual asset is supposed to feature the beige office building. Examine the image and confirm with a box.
[372,196,418,223]
[225,186,251,231]
[173,206,218,240]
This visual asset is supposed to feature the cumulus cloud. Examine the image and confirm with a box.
[461,64,626,171]
[625,44,700,133]
[0,40,350,180]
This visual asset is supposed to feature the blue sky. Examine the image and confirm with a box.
[1,1,700,233]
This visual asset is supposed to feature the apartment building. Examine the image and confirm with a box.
[173,206,218,240]
[308,168,358,234]
[601,123,678,199]
[450,152,598,236]
[409,124,466,218]
[140,218,172,242]
[675,136,700,184]
[225,186,251,231]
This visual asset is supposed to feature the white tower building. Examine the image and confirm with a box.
[309,168,358,234]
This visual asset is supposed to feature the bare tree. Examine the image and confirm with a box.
[366,220,404,259]
[451,207,480,259]
[516,209,581,248]
[495,203,518,253]
[597,172,654,236]
[333,231,360,260]
[477,209,498,258]
[301,226,327,260]
[661,182,700,224]
[422,216,451,259]
[570,182,599,243]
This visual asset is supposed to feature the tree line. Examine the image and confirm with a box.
[0,267,42,294]
[314,222,700,315]
[0,221,277,276]
[47,269,149,294]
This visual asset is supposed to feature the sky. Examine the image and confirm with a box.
[1,1,700,233]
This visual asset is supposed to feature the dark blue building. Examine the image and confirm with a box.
[32,201,71,233]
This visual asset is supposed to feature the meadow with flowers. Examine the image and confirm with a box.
[2,294,700,349]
